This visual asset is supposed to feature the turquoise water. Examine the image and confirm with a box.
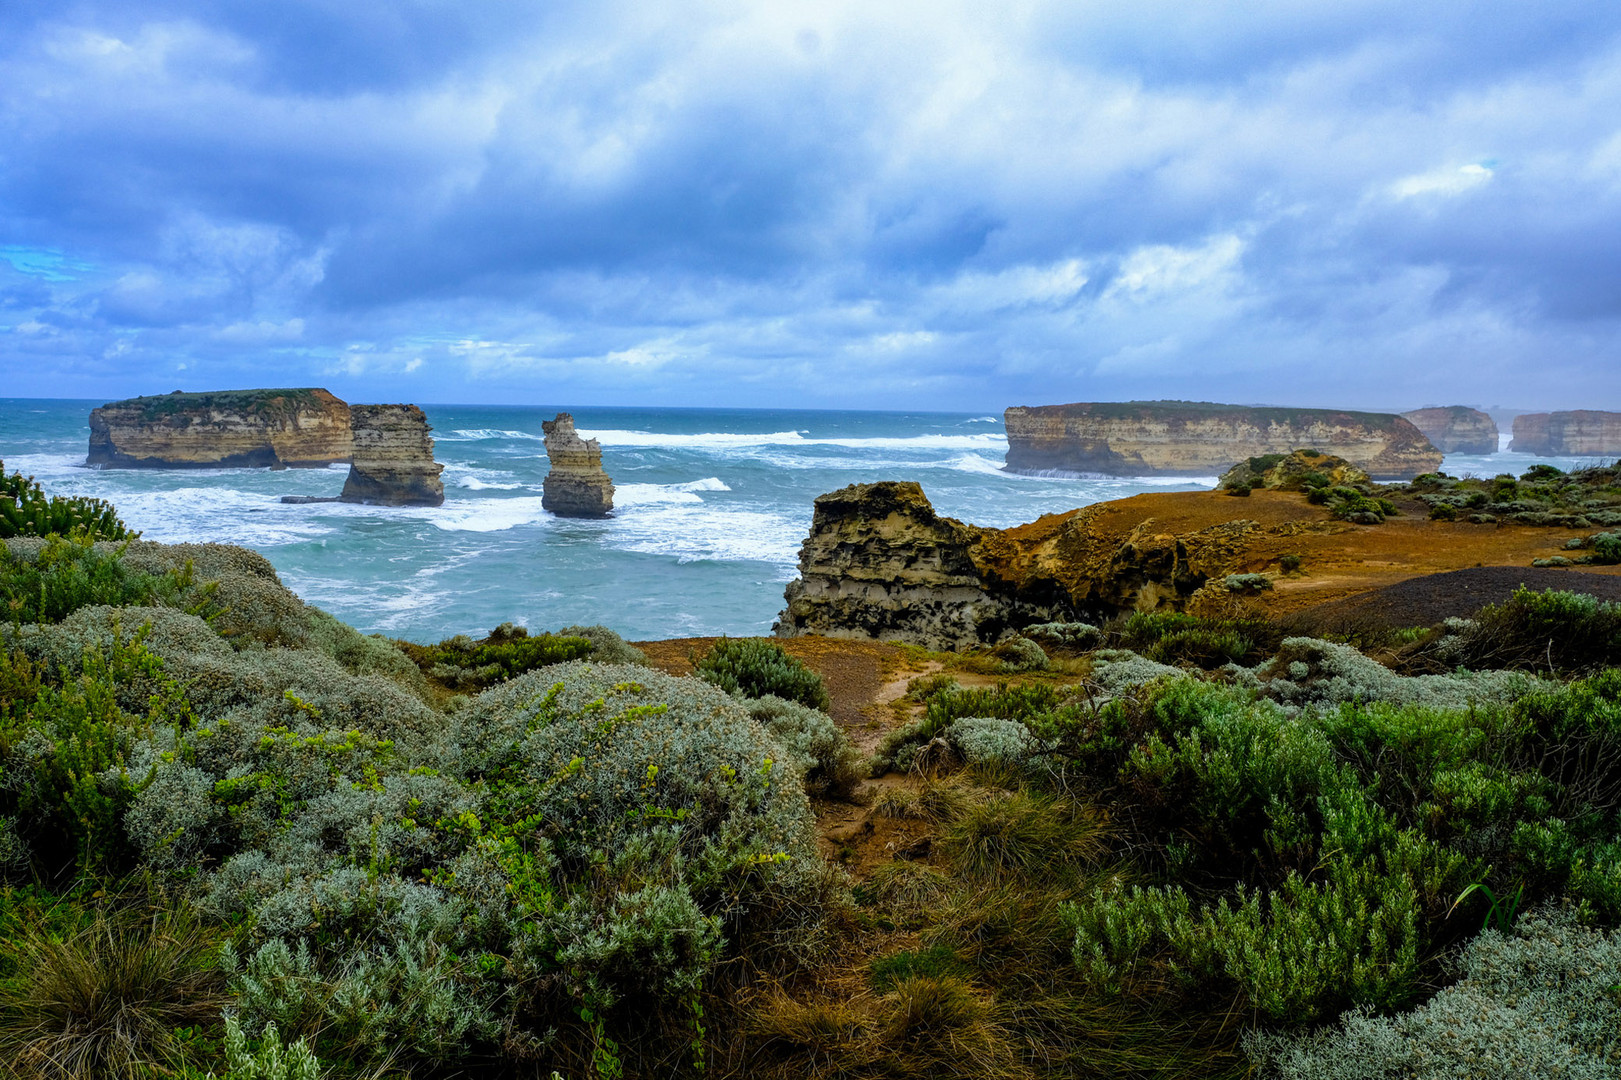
[0,400,1604,641]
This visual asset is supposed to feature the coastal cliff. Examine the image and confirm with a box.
[541,413,614,517]
[1400,406,1499,455]
[774,476,1618,649]
[1003,401,1441,480]
[87,388,352,468]
[339,404,444,506]
[1510,411,1621,455]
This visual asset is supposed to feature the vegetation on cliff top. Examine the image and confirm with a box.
[2,470,1620,1078]
[97,389,339,424]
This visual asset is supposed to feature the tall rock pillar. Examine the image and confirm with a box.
[339,404,445,507]
[542,413,614,517]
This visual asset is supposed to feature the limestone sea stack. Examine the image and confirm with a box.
[1510,411,1621,455]
[1003,401,1442,480]
[338,405,444,507]
[87,388,352,468]
[1400,406,1499,455]
[541,413,614,518]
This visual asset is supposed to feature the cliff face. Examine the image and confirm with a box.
[339,405,444,507]
[541,414,614,518]
[87,389,351,468]
[1400,406,1499,455]
[1004,401,1442,480]
[1511,411,1621,455]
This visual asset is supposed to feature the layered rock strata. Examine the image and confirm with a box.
[338,405,444,507]
[87,389,351,468]
[1400,406,1499,455]
[1003,401,1441,480]
[541,414,614,518]
[1510,411,1621,456]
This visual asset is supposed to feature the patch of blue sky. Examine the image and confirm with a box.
[0,246,94,282]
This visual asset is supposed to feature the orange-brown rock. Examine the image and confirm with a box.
[339,404,444,507]
[541,413,614,517]
[1510,411,1621,455]
[87,389,352,468]
[774,480,1621,649]
[1004,401,1442,480]
[1401,406,1499,455]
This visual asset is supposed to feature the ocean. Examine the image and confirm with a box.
[0,399,1603,642]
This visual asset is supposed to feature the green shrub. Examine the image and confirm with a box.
[1590,532,1621,565]
[1224,481,1252,497]
[1522,464,1565,481]
[555,623,648,665]
[1020,622,1103,650]
[743,694,864,796]
[1,537,208,626]
[216,1016,323,1080]
[403,626,593,689]
[1428,503,1458,521]
[695,638,830,710]
[1224,573,1273,593]
[1435,588,1621,673]
[1249,908,1621,1078]
[1280,553,1303,573]
[0,464,135,542]
[940,791,1103,880]
[991,636,1047,673]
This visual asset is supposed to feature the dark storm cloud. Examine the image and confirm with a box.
[1,0,1618,408]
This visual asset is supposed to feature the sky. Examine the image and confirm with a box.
[2,1,1620,413]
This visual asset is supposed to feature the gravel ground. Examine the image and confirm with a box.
[1292,565,1621,630]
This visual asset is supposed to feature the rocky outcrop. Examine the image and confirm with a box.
[1400,407,1498,455]
[541,414,614,518]
[1218,450,1369,491]
[1004,401,1442,480]
[1510,411,1621,455]
[773,482,1079,648]
[338,405,444,507]
[87,389,351,468]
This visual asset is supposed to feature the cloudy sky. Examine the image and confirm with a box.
[3,1,1620,412]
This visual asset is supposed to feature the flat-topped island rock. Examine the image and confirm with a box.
[1400,406,1499,455]
[338,404,444,506]
[1511,411,1621,455]
[87,388,352,468]
[1004,400,1442,480]
[541,413,614,517]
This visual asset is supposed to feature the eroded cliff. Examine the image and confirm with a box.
[1004,401,1441,480]
[339,404,445,507]
[774,478,1617,650]
[1510,411,1621,455]
[541,413,614,518]
[87,389,352,468]
[1400,406,1499,455]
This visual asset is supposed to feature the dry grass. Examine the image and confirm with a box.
[938,791,1106,880]
[0,903,227,1080]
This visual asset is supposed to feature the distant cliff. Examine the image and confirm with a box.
[87,389,352,468]
[1510,411,1621,455]
[339,405,444,507]
[1400,406,1498,455]
[1003,401,1441,480]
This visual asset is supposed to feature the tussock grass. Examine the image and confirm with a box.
[939,791,1106,880]
[0,902,227,1080]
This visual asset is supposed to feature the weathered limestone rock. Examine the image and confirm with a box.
[1510,411,1621,455]
[773,482,1078,648]
[1004,401,1442,480]
[1218,450,1370,491]
[339,405,444,507]
[541,414,614,518]
[1401,406,1499,455]
[87,389,352,468]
